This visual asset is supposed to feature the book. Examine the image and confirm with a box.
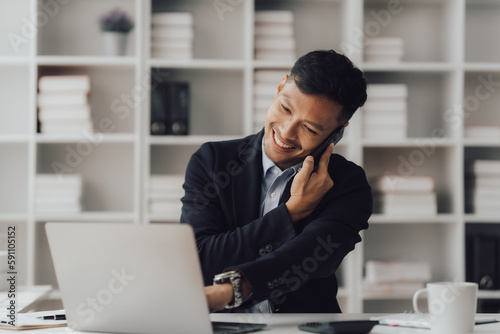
[365,261,431,284]
[38,105,91,122]
[150,175,185,190]
[36,174,82,187]
[364,113,407,126]
[255,11,294,24]
[255,23,294,37]
[151,12,193,26]
[371,175,435,193]
[374,193,436,206]
[151,26,194,40]
[363,100,407,113]
[149,201,182,214]
[464,125,500,139]
[150,39,192,48]
[254,70,287,83]
[38,92,88,107]
[474,160,500,176]
[151,49,193,59]
[254,50,296,61]
[40,121,94,134]
[366,84,408,98]
[255,36,296,50]
[363,280,424,294]
[254,83,277,97]
[38,75,90,93]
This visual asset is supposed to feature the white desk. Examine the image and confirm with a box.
[2,313,498,333]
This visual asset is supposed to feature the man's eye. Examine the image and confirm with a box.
[281,104,291,113]
[305,126,318,135]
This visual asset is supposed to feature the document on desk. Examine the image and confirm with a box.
[371,313,499,329]
[0,309,67,330]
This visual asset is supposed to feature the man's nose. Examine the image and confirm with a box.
[280,119,299,141]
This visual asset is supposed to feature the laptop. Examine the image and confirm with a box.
[45,223,266,334]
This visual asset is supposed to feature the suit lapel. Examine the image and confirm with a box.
[232,130,264,226]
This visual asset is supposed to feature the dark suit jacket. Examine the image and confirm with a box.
[180,130,372,313]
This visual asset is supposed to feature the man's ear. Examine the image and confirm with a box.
[275,75,288,96]
[344,122,349,128]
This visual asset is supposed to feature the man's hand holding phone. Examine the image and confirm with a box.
[286,143,334,224]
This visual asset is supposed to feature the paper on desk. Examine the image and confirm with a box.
[371,313,499,329]
[0,309,66,330]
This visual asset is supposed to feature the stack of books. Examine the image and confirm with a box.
[464,125,500,140]
[363,84,407,140]
[254,11,296,61]
[364,261,431,295]
[471,160,500,215]
[364,37,404,63]
[37,75,92,134]
[35,174,82,214]
[149,174,184,220]
[253,70,285,132]
[151,12,193,59]
[371,175,437,216]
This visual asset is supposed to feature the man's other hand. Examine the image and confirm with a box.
[204,283,233,312]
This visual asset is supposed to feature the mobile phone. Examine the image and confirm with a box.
[311,125,344,167]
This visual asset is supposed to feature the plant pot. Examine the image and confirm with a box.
[101,31,129,56]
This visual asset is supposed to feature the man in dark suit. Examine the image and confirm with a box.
[181,50,372,313]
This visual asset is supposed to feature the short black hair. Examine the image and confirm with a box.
[289,49,367,124]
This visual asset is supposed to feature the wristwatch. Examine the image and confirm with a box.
[213,270,243,309]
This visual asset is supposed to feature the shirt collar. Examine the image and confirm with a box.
[261,137,302,176]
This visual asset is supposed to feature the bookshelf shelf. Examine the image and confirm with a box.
[2,0,500,314]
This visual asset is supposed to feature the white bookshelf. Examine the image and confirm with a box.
[1,0,499,313]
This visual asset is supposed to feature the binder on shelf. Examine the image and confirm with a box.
[150,82,189,135]
[466,233,498,290]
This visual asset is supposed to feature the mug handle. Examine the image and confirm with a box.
[413,288,428,313]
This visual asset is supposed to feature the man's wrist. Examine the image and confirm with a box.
[286,199,311,223]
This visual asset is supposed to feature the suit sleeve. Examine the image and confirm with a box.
[230,159,372,304]
[180,143,296,286]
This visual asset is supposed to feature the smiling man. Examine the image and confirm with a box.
[181,50,372,313]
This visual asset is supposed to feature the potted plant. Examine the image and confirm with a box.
[99,8,134,56]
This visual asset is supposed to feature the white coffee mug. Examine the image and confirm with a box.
[413,282,478,334]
